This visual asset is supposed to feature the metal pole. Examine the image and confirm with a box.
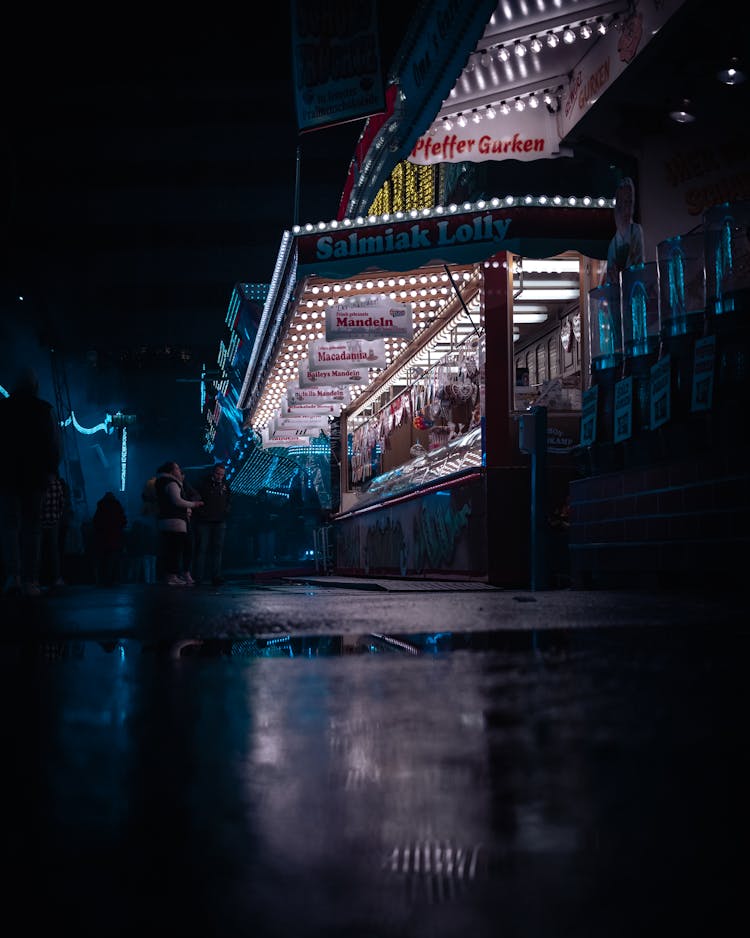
[529,405,548,591]
[443,264,482,338]
[294,145,301,227]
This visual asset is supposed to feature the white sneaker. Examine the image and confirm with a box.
[183,572,195,586]
[166,574,186,586]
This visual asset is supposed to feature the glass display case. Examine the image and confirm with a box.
[704,199,750,316]
[587,279,623,372]
[352,426,483,509]
[346,327,485,508]
[621,261,660,358]
[657,231,706,337]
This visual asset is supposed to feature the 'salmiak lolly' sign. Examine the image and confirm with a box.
[295,204,614,270]
[316,214,510,263]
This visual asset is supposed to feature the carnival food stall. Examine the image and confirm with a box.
[239,197,613,586]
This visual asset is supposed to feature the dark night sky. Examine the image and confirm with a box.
[1,5,418,351]
[0,4,416,500]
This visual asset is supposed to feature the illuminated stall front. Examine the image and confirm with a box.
[239,196,613,586]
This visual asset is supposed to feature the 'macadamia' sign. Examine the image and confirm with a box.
[308,338,387,369]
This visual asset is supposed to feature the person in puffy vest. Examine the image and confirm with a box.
[154,461,203,586]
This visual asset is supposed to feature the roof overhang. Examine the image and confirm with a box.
[345,0,689,215]
[238,199,614,421]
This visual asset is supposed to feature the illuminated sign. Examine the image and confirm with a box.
[325,295,413,341]
[308,338,387,369]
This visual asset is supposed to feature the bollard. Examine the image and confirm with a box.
[519,405,548,591]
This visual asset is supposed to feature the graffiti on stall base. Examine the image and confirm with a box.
[364,518,408,575]
[337,525,363,570]
[413,499,471,572]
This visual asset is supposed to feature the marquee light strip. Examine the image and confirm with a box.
[293,193,613,237]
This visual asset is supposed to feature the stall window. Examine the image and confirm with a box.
[548,337,559,379]
[526,351,536,386]
[536,344,547,385]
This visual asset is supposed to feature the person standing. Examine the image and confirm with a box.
[92,491,128,586]
[254,488,277,566]
[154,461,203,587]
[0,366,62,597]
[124,519,157,583]
[605,176,645,284]
[193,463,231,586]
[57,475,74,574]
[180,474,201,586]
[40,471,67,589]
[140,474,162,580]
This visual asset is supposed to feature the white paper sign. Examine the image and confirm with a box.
[287,385,351,406]
[273,413,330,431]
[308,338,387,370]
[580,384,598,447]
[691,336,715,412]
[650,355,671,429]
[298,364,369,387]
[262,430,311,448]
[614,376,633,443]
[271,425,326,438]
[281,400,342,416]
[325,294,413,341]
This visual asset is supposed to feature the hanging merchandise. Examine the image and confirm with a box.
[412,384,434,430]
[561,317,573,352]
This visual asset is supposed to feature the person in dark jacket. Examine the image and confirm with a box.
[92,491,128,586]
[180,475,201,586]
[0,366,62,596]
[193,463,231,586]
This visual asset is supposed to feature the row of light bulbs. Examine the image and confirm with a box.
[470,16,615,69]
[255,275,479,427]
[430,14,620,132]
[307,272,459,292]
[294,194,612,236]
[436,88,564,131]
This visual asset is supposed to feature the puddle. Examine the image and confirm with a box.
[0,625,696,660]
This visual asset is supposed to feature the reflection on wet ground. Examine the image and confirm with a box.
[2,621,745,936]
[5,624,711,660]
[11,627,573,660]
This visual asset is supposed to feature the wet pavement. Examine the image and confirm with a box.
[1,577,746,936]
